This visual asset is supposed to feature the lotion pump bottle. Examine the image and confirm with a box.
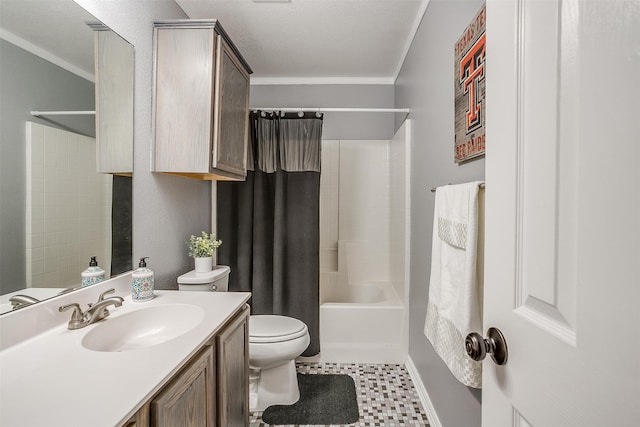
[131,257,154,301]
[81,256,105,287]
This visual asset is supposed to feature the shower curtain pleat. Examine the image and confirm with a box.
[218,111,322,356]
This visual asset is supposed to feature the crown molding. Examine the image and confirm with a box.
[393,0,431,83]
[0,28,94,83]
[250,0,430,87]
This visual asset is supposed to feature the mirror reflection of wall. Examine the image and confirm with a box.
[25,121,114,289]
[0,0,133,311]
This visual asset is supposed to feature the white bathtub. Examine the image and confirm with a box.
[319,282,406,363]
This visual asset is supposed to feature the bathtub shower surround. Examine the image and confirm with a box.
[319,121,411,363]
[320,140,391,290]
[320,280,404,363]
[26,122,112,289]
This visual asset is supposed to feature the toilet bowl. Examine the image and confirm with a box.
[177,266,311,411]
[248,315,310,411]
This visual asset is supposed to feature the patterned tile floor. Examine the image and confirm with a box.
[249,362,430,426]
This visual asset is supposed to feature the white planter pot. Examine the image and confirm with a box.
[194,256,213,273]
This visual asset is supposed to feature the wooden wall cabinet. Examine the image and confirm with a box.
[91,24,134,176]
[122,305,249,427]
[152,20,252,181]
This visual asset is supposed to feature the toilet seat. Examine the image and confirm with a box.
[249,315,308,343]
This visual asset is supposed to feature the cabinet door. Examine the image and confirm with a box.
[212,36,250,177]
[121,402,150,427]
[153,27,216,174]
[151,346,215,427]
[95,30,134,175]
[217,305,249,427]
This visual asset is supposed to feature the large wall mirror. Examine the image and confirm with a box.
[0,0,134,314]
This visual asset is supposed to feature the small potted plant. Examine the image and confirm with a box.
[187,231,222,273]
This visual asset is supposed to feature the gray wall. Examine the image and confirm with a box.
[395,1,485,426]
[71,3,395,290]
[75,0,211,288]
[35,4,487,424]
[0,40,95,294]
[250,84,395,140]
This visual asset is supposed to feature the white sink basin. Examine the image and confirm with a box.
[82,304,205,352]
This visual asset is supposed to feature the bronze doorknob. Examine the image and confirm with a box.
[465,327,508,365]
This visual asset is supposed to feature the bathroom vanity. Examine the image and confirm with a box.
[0,274,251,427]
[127,302,249,427]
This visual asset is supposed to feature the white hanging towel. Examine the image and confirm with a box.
[424,182,483,388]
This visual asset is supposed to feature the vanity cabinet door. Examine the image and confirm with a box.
[216,305,249,427]
[121,402,150,427]
[151,345,216,427]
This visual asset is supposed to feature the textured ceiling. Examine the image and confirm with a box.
[176,0,425,82]
[0,0,426,83]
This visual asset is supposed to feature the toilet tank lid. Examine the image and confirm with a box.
[177,265,230,284]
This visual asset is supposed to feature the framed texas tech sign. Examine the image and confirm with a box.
[454,3,486,163]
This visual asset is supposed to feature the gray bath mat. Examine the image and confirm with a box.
[262,373,360,425]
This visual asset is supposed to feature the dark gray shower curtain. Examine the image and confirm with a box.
[217,111,322,356]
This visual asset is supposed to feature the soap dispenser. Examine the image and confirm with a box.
[131,257,154,301]
[81,256,105,287]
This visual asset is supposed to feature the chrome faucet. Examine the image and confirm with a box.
[85,298,123,324]
[87,288,125,322]
[57,287,78,296]
[91,288,118,305]
[58,288,124,330]
[9,295,40,310]
[59,303,88,330]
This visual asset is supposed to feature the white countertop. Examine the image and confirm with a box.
[0,284,250,427]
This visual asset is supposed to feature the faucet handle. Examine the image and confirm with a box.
[59,303,87,330]
[97,288,115,303]
[88,288,116,308]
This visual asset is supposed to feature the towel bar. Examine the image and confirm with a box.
[430,183,485,193]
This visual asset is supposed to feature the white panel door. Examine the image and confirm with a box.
[483,1,640,426]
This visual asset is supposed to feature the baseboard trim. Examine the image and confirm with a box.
[405,355,442,427]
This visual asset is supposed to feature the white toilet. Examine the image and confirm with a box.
[177,266,310,411]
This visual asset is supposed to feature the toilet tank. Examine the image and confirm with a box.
[177,265,230,292]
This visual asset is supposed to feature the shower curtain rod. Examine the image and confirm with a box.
[30,110,96,116]
[252,107,410,114]
[32,108,409,116]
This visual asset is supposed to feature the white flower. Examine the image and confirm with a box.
[187,231,222,258]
